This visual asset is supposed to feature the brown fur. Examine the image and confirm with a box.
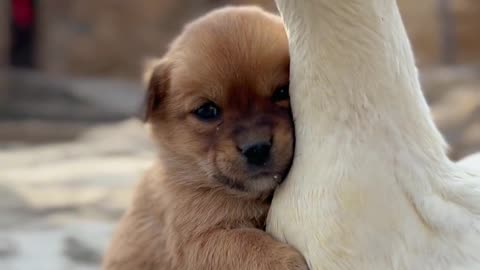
[102,6,307,270]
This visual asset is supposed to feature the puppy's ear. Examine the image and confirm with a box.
[143,58,171,122]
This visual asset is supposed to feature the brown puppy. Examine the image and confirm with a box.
[102,6,306,270]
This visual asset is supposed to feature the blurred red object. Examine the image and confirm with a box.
[12,0,34,28]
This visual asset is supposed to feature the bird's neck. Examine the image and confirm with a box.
[269,2,479,268]
[276,0,448,170]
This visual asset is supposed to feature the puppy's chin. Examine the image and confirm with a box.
[213,172,283,197]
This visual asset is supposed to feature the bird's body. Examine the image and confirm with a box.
[267,0,480,269]
[460,153,480,169]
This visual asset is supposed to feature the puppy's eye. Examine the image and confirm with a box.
[193,102,221,121]
[272,85,289,103]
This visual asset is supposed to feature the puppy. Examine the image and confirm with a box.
[102,6,307,270]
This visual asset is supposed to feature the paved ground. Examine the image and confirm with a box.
[0,120,154,270]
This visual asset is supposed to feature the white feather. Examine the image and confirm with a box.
[267,1,480,269]
[460,153,480,170]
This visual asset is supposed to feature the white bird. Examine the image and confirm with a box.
[267,0,480,269]
[460,153,480,170]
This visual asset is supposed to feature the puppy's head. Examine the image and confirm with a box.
[144,6,292,196]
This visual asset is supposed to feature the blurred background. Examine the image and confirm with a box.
[0,0,479,269]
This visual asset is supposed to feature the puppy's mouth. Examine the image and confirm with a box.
[213,170,284,194]
[213,174,248,192]
[252,171,284,182]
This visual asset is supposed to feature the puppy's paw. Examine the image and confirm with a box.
[273,247,309,270]
[283,254,309,270]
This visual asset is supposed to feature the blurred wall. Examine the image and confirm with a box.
[399,0,442,65]
[0,0,8,67]
[1,0,479,79]
[453,0,480,63]
[35,0,275,79]
[399,0,480,66]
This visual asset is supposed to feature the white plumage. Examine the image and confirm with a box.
[267,0,480,269]
[460,153,480,169]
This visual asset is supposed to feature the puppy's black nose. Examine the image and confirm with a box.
[241,142,271,166]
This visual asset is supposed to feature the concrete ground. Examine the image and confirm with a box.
[0,120,154,270]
